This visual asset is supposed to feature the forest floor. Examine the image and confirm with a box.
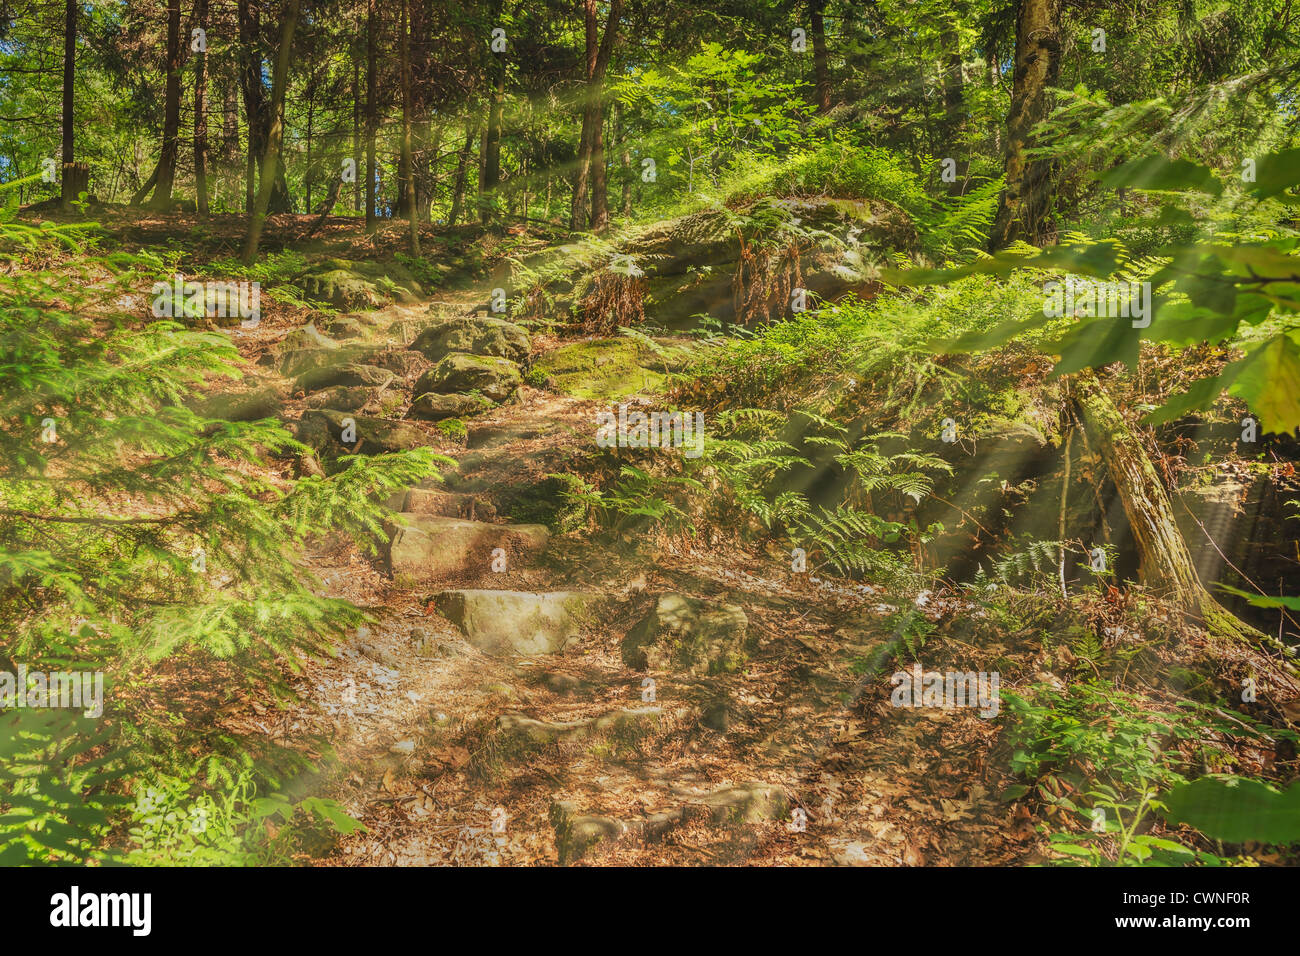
[68,211,1298,866]
[176,231,1029,866]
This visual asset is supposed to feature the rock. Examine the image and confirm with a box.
[621,593,751,675]
[298,268,388,310]
[295,409,428,457]
[295,362,395,393]
[433,589,607,655]
[400,486,497,520]
[304,386,370,411]
[189,385,282,422]
[409,315,531,364]
[389,740,416,755]
[279,323,338,354]
[407,391,493,422]
[369,349,429,380]
[700,782,788,824]
[277,344,372,380]
[549,801,628,866]
[388,516,548,582]
[414,353,522,403]
[322,315,375,340]
[531,338,668,402]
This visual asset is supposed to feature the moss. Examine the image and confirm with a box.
[532,338,668,401]
[436,417,468,441]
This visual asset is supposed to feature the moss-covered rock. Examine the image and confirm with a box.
[189,385,283,422]
[296,259,423,310]
[530,338,667,401]
[295,409,428,458]
[294,362,394,393]
[409,315,531,364]
[407,391,494,422]
[414,352,521,403]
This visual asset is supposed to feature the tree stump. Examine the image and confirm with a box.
[61,162,89,207]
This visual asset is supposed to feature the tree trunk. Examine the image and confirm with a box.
[130,161,160,206]
[480,68,504,224]
[447,119,475,226]
[809,0,831,114]
[616,99,632,217]
[237,0,264,214]
[571,0,622,232]
[989,0,1061,249]
[352,56,362,212]
[150,0,183,210]
[399,0,419,253]
[304,171,343,238]
[1075,375,1266,643]
[194,0,210,216]
[242,0,300,263]
[365,0,378,234]
[60,0,75,208]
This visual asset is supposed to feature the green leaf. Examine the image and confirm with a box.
[1226,333,1300,435]
[300,797,368,835]
[1245,149,1300,201]
[1097,155,1223,196]
[1216,584,1300,611]
[1163,776,1300,844]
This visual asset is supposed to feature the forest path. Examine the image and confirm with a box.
[234,276,1023,866]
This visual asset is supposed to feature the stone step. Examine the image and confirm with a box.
[433,589,613,655]
[393,485,497,520]
[389,516,548,583]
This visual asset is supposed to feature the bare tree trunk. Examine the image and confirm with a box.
[59,0,76,208]
[571,0,622,232]
[480,69,504,224]
[615,99,631,217]
[150,0,183,210]
[237,0,263,214]
[1076,375,1266,643]
[809,0,831,114]
[194,0,210,215]
[242,0,300,263]
[352,56,362,212]
[989,0,1061,249]
[447,119,475,226]
[365,0,378,234]
[399,0,419,253]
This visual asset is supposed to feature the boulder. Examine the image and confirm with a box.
[304,385,370,412]
[388,516,548,582]
[433,589,609,655]
[409,315,531,364]
[413,352,522,403]
[294,362,395,393]
[407,391,493,422]
[189,385,282,422]
[622,593,750,675]
[295,409,428,457]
